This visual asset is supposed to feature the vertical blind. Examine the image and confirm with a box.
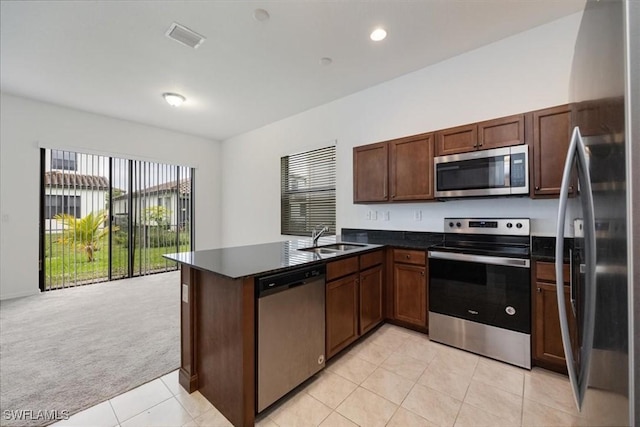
[281,145,336,236]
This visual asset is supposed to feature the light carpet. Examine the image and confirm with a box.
[0,271,180,426]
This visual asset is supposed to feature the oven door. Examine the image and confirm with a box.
[428,251,531,333]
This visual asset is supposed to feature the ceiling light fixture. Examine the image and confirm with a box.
[162,92,186,107]
[370,28,387,42]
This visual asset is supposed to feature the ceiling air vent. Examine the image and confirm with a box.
[165,22,206,49]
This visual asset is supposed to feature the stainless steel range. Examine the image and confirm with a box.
[428,218,531,368]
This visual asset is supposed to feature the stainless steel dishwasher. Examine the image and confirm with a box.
[256,265,326,413]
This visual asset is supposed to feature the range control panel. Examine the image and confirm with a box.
[444,218,530,236]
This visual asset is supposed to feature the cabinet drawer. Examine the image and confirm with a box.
[327,256,359,281]
[360,250,383,270]
[393,249,425,265]
[536,261,570,284]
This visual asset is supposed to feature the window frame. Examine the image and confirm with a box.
[51,150,77,171]
[280,145,336,237]
[44,195,81,219]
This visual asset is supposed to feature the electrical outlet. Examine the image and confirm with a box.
[414,210,422,221]
[182,284,189,303]
[366,210,371,220]
[371,210,378,221]
[383,211,390,221]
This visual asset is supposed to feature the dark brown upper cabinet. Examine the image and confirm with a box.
[354,104,575,202]
[531,105,574,197]
[389,134,434,201]
[435,124,477,156]
[353,134,434,204]
[353,142,388,203]
[478,114,526,150]
[435,115,526,156]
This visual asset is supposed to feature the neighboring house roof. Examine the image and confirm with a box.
[112,179,191,201]
[45,171,110,190]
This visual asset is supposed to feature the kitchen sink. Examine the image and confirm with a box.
[298,243,366,254]
[320,243,366,251]
[299,247,341,254]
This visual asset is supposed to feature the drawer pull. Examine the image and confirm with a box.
[537,287,542,293]
[406,255,410,259]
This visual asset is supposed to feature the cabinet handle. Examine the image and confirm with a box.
[406,255,411,259]
[569,186,574,191]
[537,287,542,293]
[421,271,425,276]
[535,186,540,191]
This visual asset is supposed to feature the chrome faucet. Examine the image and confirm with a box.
[311,224,329,246]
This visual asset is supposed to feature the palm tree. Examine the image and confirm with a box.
[54,210,112,262]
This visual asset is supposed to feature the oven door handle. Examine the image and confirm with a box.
[427,251,530,268]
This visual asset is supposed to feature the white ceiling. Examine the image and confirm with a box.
[0,0,585,141]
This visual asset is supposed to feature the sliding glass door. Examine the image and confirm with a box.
[40,149,193,291]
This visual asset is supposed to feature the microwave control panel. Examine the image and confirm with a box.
[510,152,527,188]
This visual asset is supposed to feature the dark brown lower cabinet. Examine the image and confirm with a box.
[532,261,577,374]
[359,264,383,335]
[326,251,384,360]
[392,250,428,330]
[326,274,359,359]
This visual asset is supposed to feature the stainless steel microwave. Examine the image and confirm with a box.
[434,145,529,198]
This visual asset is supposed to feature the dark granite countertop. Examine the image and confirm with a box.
[164,236,383,279]
[531,236,574,262]
[341,228,444,250]
[166,230,571,279]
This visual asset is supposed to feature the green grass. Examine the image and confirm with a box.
[44,233,189,289]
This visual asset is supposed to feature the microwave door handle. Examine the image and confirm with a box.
[504,155,510,188]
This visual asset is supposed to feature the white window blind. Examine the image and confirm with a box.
[281,145,336,236]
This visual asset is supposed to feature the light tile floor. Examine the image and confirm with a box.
[53,323,587,427]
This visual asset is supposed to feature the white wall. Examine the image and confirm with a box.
[0,93,222,300]
[220,12,584,247]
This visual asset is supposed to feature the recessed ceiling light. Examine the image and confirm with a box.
[162,93,186,107]
[319,57,333,66]
[253,8,270,22]
[370,28,387,42]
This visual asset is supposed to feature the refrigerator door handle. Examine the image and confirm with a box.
[569,248,576,316]
[555,126,597,411]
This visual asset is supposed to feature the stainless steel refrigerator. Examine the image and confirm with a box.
[555,0,639,425]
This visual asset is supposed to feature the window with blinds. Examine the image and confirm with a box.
[281,145,336,236]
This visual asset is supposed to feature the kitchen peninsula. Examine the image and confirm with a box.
[164,237,382,427]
